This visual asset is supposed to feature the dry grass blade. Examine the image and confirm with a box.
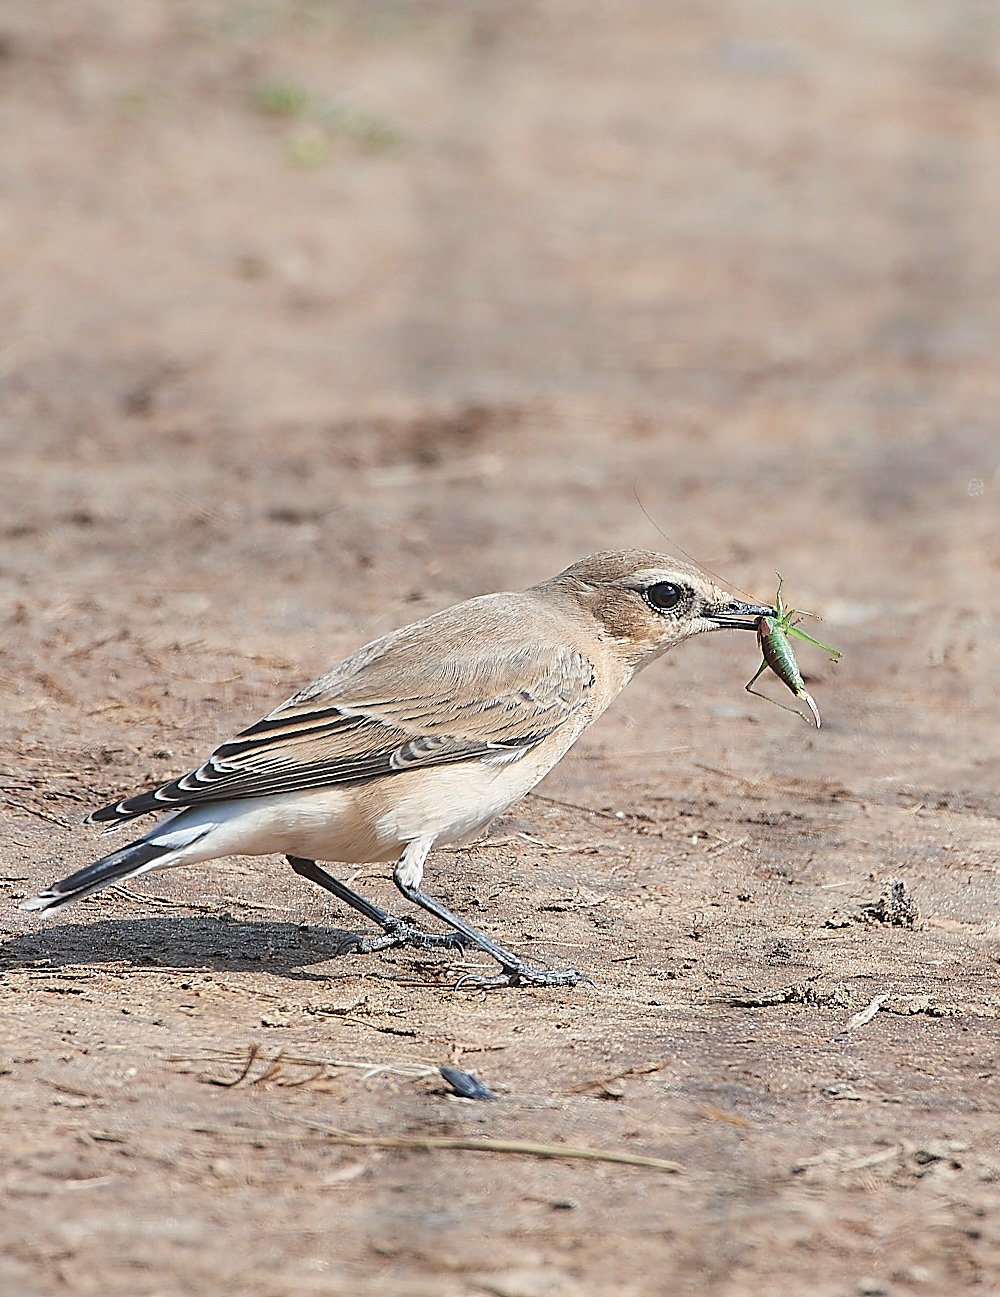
[526,791,625,820]
[169,1047,437,1082]
[844,992,891,1032]
[730,972,822,1007]
[252,1052,286,1086]
[207,1043,261,1088]
[698,1104,752,1127]
[3,794,74,827]
[276,1111,684,1173]
[694,763,857,804]
[109,885,222,912]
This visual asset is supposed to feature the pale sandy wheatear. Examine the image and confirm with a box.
[23,550,774,987]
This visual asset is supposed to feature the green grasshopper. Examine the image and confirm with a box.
[745,575,841,728]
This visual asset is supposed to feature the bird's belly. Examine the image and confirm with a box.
[368,759,544,850]
[165,756,552,867]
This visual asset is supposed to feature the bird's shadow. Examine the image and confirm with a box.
[1,914,394,982]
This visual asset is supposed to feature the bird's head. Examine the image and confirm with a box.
[538,549,775,669]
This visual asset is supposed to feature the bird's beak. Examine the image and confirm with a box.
[708,597,777,630]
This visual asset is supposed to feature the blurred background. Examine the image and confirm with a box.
[4,6,1000,1294]
[2,0,999,796]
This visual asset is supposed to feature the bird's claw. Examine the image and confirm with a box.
[454,963,594,991]
[340,923,468,955]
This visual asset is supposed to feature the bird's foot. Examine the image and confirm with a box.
[389,880,595,990]
[455,961,594,990]
[340,918,467,956]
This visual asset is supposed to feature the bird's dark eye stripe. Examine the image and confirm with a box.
[644,582,683,611]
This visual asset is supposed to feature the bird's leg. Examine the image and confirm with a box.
[391,843,593,989]
[286,856,466,953]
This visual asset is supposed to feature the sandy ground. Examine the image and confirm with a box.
[2,3,1000,1294]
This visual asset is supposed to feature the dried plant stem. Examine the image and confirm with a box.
[277,1111,683,1173]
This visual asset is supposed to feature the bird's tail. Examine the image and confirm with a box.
[20,838,176,912]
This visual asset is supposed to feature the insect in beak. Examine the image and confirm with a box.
[709,597,778,631]
[744,575,841,728]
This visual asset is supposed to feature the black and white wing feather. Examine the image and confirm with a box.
[89,594,595,826]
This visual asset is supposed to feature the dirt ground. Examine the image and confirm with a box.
[2,3,1000,1295]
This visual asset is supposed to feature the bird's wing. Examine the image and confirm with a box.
[90,599,595,824]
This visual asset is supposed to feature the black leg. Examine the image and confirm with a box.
[393,877,593,989]
[286,856,466,953]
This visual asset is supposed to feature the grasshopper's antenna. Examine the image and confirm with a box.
[632,484,757,601]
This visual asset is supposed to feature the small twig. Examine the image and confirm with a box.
[568,1062,665,1096]
[731,972,822,1007]
[6,964,217,978]
[109,882,296,916]
[275,1111,683,1173]
[208,1043,261,1088]
[706,834,749,856]
[364,454,501,489]
[3,795,73,828]
[63,630,128,661]
[252,1053,286,1086]
[217,895,303,914]
[698,1105,752,1127]
[337,1017,419,1038]
[695,763,857,804]
[694,763,762,789]
[169,1049,436,1081]
[844,992,891,1033]
[108,885,221,912]
[516,832,561,849]
[279,1067,327,1089]
[843,1145,904,1172]
[526,792,624,821]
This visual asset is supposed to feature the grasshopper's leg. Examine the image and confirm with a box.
[744,658,769,693]
[746,682,814,723]
[785,624,841,659]
[746,659,816,724]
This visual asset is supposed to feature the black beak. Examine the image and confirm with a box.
[708,597,776,630]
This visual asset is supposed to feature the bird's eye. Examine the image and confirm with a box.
[644,582,683,611]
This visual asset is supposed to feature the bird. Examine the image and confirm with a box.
[22,550,774,987]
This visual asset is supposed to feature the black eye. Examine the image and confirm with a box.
[645,582,683,611]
